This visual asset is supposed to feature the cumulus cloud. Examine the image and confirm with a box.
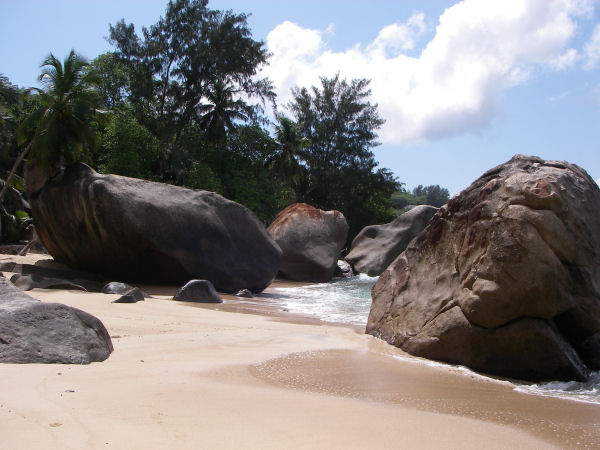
[261,0,592,145]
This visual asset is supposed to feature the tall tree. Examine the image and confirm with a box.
[15,50,102,176]
[108,0,273,148]
[88,52,130,110]
[0,75,20,133]
[288,74,398,241]
[0,51,101,206]
[267,114,311,200]
[412,184,450,207]
[0,75,21,170]
[195,79,254,144]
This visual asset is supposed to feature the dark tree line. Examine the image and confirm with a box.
[391,184,450,210]
[0,0,447,245]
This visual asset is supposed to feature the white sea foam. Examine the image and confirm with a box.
[514,371,600,405]
[273,276,600,405]
[273,274,377,326]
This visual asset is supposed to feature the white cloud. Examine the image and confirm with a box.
[550,48,581,70]
[262,0,591,145]
[584,24,600,69]
[366,13,426,55]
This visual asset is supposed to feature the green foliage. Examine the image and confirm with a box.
[88,53,130,109]
[195,79,256,144]
[108,0,273,146]
[391,184,450,210]
[182,161,223,192]
[17,50,102,172]
[192,126,284,222]
[266,114,311,200]
[0,75,20,135]
[0,75,21,174]
[98,109,160,179]
[288,74,399,242]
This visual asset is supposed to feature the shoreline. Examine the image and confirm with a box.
[1,254,599,448]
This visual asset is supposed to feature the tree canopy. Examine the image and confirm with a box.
[108,0,273,146]
[288,74,399,242]
[17,50,102,172]
[391,184,450,210]
[0,0,451,246]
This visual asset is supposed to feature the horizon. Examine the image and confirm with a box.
[1,0,599,195]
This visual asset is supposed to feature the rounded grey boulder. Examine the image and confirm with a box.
[346,205,438,276]
[0,276,113,363]
[26,163,282,293]
[173,279,222,303]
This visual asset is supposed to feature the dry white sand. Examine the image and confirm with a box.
[0,255,598,449]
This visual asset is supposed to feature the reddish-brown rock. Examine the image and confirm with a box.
[367,155,600,382]
[267,203,348,282]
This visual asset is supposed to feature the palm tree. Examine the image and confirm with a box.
[267,114,311,200]
[195,79,253,144]
[0,51,101,203]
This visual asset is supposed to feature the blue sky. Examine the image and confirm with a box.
[1,0,599,195]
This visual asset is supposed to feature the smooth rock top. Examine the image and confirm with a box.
[102,282,137,295]
[26,163,282,293]
[367,155,600,382]
[267,203,349,282]
[0,275,113,363]
[173,279,222,303]
[346,205,438,276]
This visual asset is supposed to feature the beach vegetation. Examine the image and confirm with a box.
[15,50,102,174]
[0,1,449,244]
[391,184,450,211]
[288,74,399,241]
[267,114,312,202]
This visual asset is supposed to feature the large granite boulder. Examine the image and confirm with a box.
[367,155,600,382]
[267,203,348,282]
[0,275,113,363]
[26,163,282,293]
[346,205,438,276]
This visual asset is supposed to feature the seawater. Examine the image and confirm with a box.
[273,273,377,326]
[272,275,600,405]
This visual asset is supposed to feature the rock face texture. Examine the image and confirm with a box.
[26,163,282,293]
[367,155,600,382]
[267,203,348,282]
[346,205,438,276]
[10,273,87,291]
[0,275,113,363]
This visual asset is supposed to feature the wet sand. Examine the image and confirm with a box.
[0,254,599,448]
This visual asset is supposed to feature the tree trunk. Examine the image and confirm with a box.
[0,141,32,204]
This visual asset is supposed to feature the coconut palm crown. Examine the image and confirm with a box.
[16,50,102,172]
[195,79,255,144]
[269,114,311,185]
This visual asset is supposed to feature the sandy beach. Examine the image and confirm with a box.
[0,255,599,449]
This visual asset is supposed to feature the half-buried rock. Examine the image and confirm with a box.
[367,155,600,382]
[346,205,438,276]
[267,203,348,282]
[102,282,146,303]
[0,275,112,363]
[173,280,222,303]
[26,163,282,293]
